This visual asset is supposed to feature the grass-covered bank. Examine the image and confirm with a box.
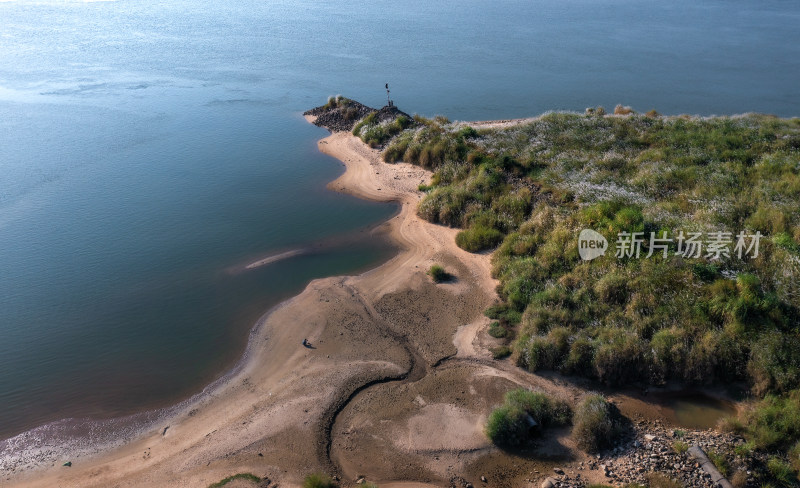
[372,106,800,480]
[384,111,799,392]
[309,96,800,482]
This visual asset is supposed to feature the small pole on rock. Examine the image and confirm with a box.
[385,83,391,107]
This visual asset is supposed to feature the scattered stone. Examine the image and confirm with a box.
[553,467,565,475]
[540,477,558,488]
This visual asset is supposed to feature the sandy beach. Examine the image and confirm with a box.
[3,117,611,488]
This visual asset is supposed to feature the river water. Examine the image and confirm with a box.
[0,0,798,442]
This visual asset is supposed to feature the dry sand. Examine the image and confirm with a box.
[4,119,606,488]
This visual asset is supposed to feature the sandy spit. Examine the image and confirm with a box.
[2,117,501,487]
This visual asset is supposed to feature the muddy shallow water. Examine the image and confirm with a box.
[615,390,739,430]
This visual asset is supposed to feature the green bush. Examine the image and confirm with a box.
[707,450,730,476]
[208,473,261,488]
[592,330,648,386]
[488,321,507,338]
[516,334,566,372]
[485,404,532,447]
[490,345,512,359]
[767,457,796,486]
[456,225,504,252]
[562,335,596,377]
[484,303,522,325]
[572,394,623,453]
[303,473,337,488]
[504,388,572,426]
[739,391,800,450]
[353,112,413,147]
[748,332,800,396]
[672,441,689,454]
[427,264,449,283]
[486,389,572,447]
[789,441,800,472]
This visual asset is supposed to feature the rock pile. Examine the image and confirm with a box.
[532,419,750,487]
[304,99,411,133]
[600,419,749,487]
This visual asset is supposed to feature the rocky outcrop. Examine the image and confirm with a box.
[304,98,411,133]
[522,418,752,488]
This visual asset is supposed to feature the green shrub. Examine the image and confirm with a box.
[353,112,412,147]
[427,264,449,283]
[767,456,796,485]
[456,225,504,252]
[208,473,261,488]
[787,441,800,473]
[486,389,572,447]
[748,332,800,396]
[672,441,689,454]
[739,391,800,451]
[516,335,556,372]
[651,328,688,381]
[733,441,755,458]
[774,232,800,254]
[484,304,522,324]
[592,330,648,386]
[323,95,351,110]
[303,473,337,488]
[572,394,623,453]
[707,450,730,476]
[562,335,596,377]
[504,388,572,426]
[485,404,532,447]
[491,345,512,359]
[488,321,507,338]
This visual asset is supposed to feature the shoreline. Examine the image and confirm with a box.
[2,112,746,488]
[2,115,502,487]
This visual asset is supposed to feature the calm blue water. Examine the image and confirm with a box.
[0,0,798,440]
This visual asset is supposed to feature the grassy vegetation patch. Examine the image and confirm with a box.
[353,111,413,148]
[490,345,512,359]
[208,473,261,488]
[302,473,337,488]
[572,394,625,453]
[485,388,571,447]
[488,321,507,338]
[385,113,800,388]
[427,264,450,283]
